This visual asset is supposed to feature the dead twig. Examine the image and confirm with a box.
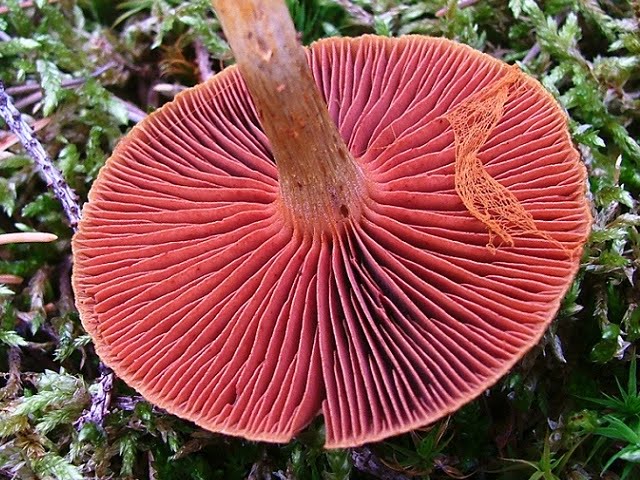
[112,395,146,411]
[75,364,114,430]
[6,62,118,97]
[0,117,51,153]
[0,347,23,399]
[13,91,43,110]
[0,81,81,228]
[351,447,410,480]
[58,255,75,316]
[114,97,147,123]
[28,266,49,314]
[522,42,541,65]
[194,38,213,82]
[436,0,482,18]
[332,0,374,26]
[5,62,144,124]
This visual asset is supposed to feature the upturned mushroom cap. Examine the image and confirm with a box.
[73,35,591,448]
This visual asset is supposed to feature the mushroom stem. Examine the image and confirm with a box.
[211,0,365,233]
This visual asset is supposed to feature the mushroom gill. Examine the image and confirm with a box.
[72,8,592,448]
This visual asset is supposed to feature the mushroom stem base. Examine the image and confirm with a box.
[277,162,367,234]
[212,0,366,234]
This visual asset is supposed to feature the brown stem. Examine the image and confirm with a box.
[194,38,213,82]
[58,255,75,315]
[436,0,481,18]
[522,42,541,65]
[351,447,410,480]
[75,365,114,430]
[211,0,365,233]
[332,0,374,25]
[0,347,23,399]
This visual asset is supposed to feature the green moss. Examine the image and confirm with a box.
[0,0,638,478]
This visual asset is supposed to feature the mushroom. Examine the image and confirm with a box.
[72,0,592,447]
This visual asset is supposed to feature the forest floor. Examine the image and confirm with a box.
[0,1,639,479]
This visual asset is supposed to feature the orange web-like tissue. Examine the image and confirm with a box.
[445,66,565,254]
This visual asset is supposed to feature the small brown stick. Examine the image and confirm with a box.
[6,62,118,97]
[0,81,81,228]
[19,94,147,123]
[13,91,43,110]
[0,347,23,399]
[521,42,541,65]
[6,61,118,109]
[7,61,145,124]
[194,38,213,82]
[331,0,374,26]
[112,395,146,411]
[3,82,42,96]
[0,117,51,153]
[114,96,147,123]
[28,266,49,314]
[111,395,167,415]
[436,0,482,18]
[75,364,114,429]
[351,447,410,480]
[58,255,74,315]
[148,451,158,480]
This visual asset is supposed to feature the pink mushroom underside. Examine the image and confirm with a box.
[72,35,590,448]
